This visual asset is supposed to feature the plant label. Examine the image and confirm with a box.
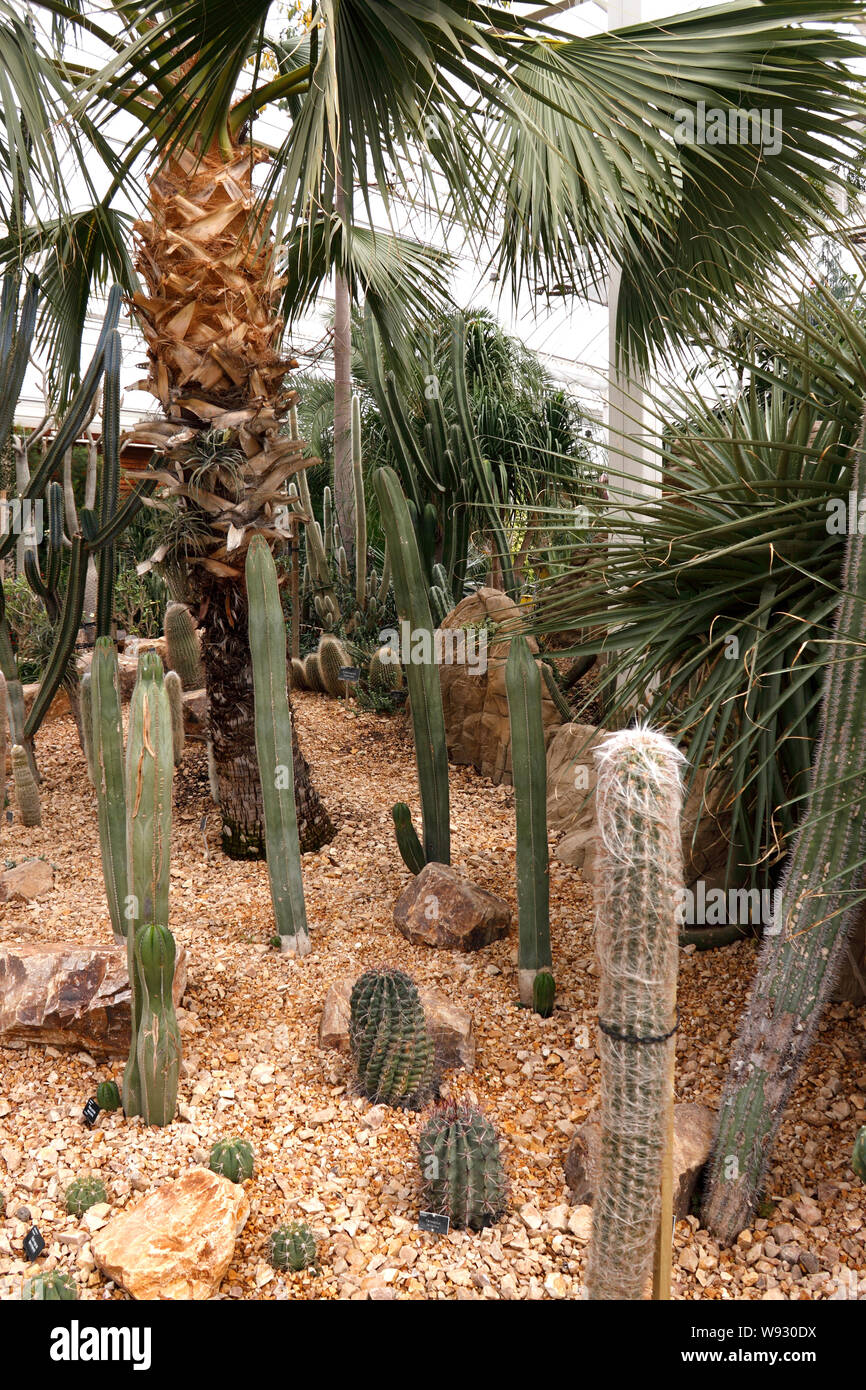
[418,1211,450,1235]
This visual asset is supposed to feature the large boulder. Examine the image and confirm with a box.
[564,1103,716,1219]
[0,942,187,1055]
[91,1168,249,1300]
[547,723,738,895]
[394,862,511,952]
[2,859,54,901]
[437,587,562,785]
[319,978,476,1070]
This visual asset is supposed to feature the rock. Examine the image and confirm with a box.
[519,1202,543,1231]
[567,1205,592,1241]
[22,683,69,725]
[182,689,208,742]
[393,862,511,952]
[0,942,187,1055]
[437,587,562,785]
[91,1168,248,1300]
[564,1103,716,1219]
[2,860,54,901]
[318,977,475,1070]
[547,723,742,896]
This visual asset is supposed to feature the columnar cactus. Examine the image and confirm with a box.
[505,635,554,1012]
[373,466,450,866]
[80,671,95,784]
[11,744,41,826]
[352,396,367,611]
[391,802,426,875]
[303,652,325,693]
[209,1138,254,1183]
[91,639,128,941]
[317,633,351,697]
[123,653,174,1118]
[418,1101,507,1230]
[268,1221,317,1272]
[65,1176,108,1216]
[587,727,684,1301]
[704,434,866,1241]
[245,537,310,957]
[164,602,204,689]
[349,967,434,1109]
[135,922,182,1126]
[21,1272,77,1301]
[164,670,185,767]
[0,672,6,814]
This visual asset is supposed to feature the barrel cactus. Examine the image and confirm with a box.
[289,657,308,691]
[164,602,204,689]
[96,1079,121,1112]
[134,922,182,1127]
[418,1101,507,1230]
[65,1175,107,1217]
[349,967,434,1109]
[268,1221,317,1272]
[853,1126,866,1183]
[209,1138,254,1183]
[368,646,402,694]
[21,1271,77,1301]
[303,651,325,693]
[11,744,41,826]
[318,633,351,696]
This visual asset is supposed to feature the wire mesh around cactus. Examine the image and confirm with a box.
[418,1101,507,1230]
[349,968,435,1109]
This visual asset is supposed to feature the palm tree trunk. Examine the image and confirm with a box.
[200,577,334,858]
[332,173,355,560]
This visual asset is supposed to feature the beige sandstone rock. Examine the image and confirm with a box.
[393,862,511,952]
[182,688,208,742]
[2,858,54,901]
[564,1102,716,1219]
[438,587,561,785]
[91,1168,248,1300]
[0,942,187,1055]
[319,977,475,1070]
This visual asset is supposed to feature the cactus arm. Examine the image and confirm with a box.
[374,466,450,866]
[377,543,391,606]
[505,635,553,1009]
[164,671,185,767]
[540,660,572,722]
[245,536,310,957]
[23,535,87,740]
[11,744,41,826]
[352,396,367,611]
[391,802,426,875]
[95,331,121,639]
[91,640,129,940]
[135,923,181,1127]
[703,429,866,1243]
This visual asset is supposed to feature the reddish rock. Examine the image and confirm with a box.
[393,862,511,951]
[2,859,54,901]
[0,942,187,1055]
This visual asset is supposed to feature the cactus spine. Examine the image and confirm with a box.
[317,633,351,697]
[123,653,174,1118]
[704,430,866,1242]
[164,602,204,689]
[587,727,683,1301]
[164,670,185,766]
[418,1101,507,1230]
[505,636,554,1011]
[91,639,128,941]
[374,466,450,866]
[11,744,41,826]
[135,922,181,1126]
[245,537,310,957]
[349,968,434,1108]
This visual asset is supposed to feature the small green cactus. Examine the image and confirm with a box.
[532,971,556,1018]
[368,646,402,694]
[96,1079,121,1111]
[209,1138,254,1184]
[349,967,434,1109]
[164,670,185,767]
[317,633,351,697]
[164,602,204,689]
[418,1101,507,1230]
[853,1126,866,1182]
[21,1271,77,1301]
[268,1221,317,1272]
[65,1176,108,1217]
[11,744,41,826]
[391,802,426,875]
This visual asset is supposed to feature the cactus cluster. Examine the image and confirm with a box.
[21,1272,77,1301]
[164,602,204,690]
[268,1221,317,1272]
[418,1101,507,1231]
[246,537,310,957]
[209,1138,255,1184]
[505,634,554,1013]
[587,727,683,1302]
[65,1176,108,1217]
[349,968,435,1109]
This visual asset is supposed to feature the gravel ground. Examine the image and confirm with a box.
[0,694,864,1301]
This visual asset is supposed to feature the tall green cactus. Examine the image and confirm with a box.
[245,536,310,957]
[704,430,866,1242]
[0,672,6,815]
[91,638,128,941]
[374,466,450,867]
[135,922,181,1127]
[123,653,174,1117]
[587,727,683,1301]
[11,745,41,826]
[505,635,553,1011]
[352,395,367,611]
[164,670,185,766]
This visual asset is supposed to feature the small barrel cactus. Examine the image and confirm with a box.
[268,1221,317,1272]
[209,1138,254,1184]
[318,633,351,697]
[303,651,325,693]
[164,602,204,689]
[853,1126,866,1182]
[65,1176,108,1217]
[349,968,434,1109]
[96,1079,121,1112]
[418,1101,507,1230]
[368,646,403,693]
[21,1271,77,1301]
